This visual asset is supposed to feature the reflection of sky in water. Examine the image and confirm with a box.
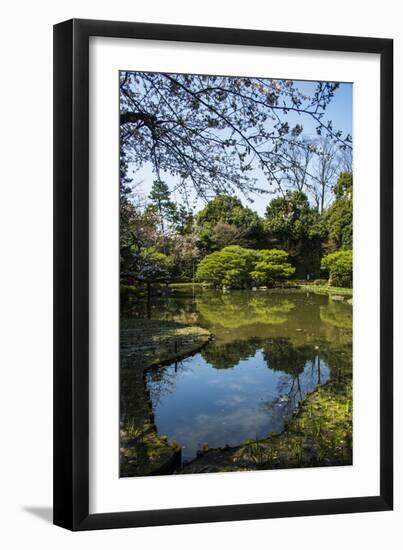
[146,349,330,462]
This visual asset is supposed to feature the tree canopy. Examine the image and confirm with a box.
[147,179,193,236]
[120,72,351,200]
[195,195,264,252]
[120,174,353,288]
[264,191,324,275]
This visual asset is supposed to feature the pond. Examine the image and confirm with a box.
[126,288,352,464]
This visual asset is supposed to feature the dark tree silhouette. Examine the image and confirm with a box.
[120,72,351,200]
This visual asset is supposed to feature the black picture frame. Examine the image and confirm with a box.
[53,18,393,531]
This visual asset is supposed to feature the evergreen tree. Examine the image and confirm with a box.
[148,180,177,235]
[264,191,324,276]
[324,172,353,250]
[196,195,265,253]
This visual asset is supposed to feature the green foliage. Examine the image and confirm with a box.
[172,204,194,235]
[119,74,353,290]
[137,247,172,282]
[120,209,161,284]
[120,167,354,288]
[264,191,324,276]
[197,195,256,227]
[212,223,248,249]
[196,245,257,288]
[196,246,294,288]
[321,250,353,287]
[324,172,353,250]
[196,195,264,253]
[334,171,353,200]
[148,179,193,235]
[265,191,322,241]
[120,175,196,285]
[250,249,295,287]
[148,180,177,234]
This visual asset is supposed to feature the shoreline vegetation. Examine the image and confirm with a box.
[298,284,352,296]
[122,281,353,311]
[120,283,352,476]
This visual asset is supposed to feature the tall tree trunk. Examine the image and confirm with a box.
[320,179,325,214]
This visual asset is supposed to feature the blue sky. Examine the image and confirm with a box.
[126,79,352,216]
[289,81,352,138]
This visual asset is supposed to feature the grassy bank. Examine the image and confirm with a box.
[120,318,211,476]
[299,284,353,296]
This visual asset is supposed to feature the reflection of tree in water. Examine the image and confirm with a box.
[201,339,262,370]
[320,300,352,330]
[277,356,323,399]
[146,360,188,408]
[317,340,352,386]
[262,338,330,418]
[263,338,314,376]
[196,334,350,379]
[125,292,199,322]
[196,291,295,329]
[152,297,197,323]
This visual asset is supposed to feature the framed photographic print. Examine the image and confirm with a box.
[53,19,393,530]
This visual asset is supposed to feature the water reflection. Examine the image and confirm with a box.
[320,300,353,330]
[123,289,352,462]
[201,339,263,370]
[146,338,331,461]
[196,292,296,328]
[131,288,352,345]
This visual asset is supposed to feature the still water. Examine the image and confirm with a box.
[136,289,351,462]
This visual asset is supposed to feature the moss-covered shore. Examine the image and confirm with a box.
[120,318,211,477]
[182,372,352,474]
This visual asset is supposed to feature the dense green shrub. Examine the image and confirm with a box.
[250,249,295,287]
[321,250,353,287]
[196,246,294,288]
[196,245,257,288]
